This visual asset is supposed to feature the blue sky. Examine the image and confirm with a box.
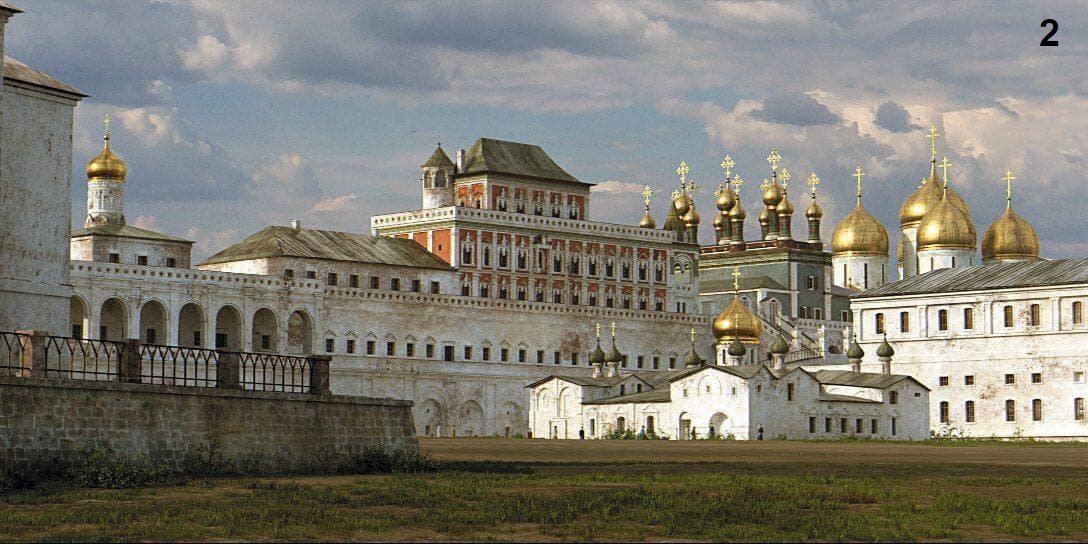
[6,1,1087,261]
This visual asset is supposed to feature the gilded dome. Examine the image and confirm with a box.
[712,295,763,344]
[917,191,977,250]
[606,339,623,364]
[876,335,895,358]
[806,199,823,220]
[728,198,746,219]
[639,210,657,229]
[682,203,700,226]
[713,212,727,230]
[716,186,737,211]
[776,190,793,215]
[672,191,691,217]
[589,340,606,365]
[899,163,969,227]
[769,335,790,355]
[831,201,889,256]
[982,205,1038,260]
[762,180,783,207]
[87,136,127,181]
[758,207,770,225]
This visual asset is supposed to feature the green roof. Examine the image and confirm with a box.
[422,146,453,168]
[459,138,585,185]
[72,223,192,244]
[200,226,453,270]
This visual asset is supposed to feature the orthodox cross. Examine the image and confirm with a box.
[926,125,941,160]
[720,155,735,180]
[595,322,601,339]
[807,172,820,198]
[732,266,741,292]
[938,157,951,187]
[730,175,744,193]
[689,327,697,344]
[676,161,690,187]
[761,178,771,191]
[642,186,654,208]
[714,183,724,197]
[767,148,781,172]
[853,165,865,198]
[1002,169,1016,205]
[104,113,111,139]
[779,167,791,188]
[671,189,681,201]
[685,179,697,196]
[610,321,616,338]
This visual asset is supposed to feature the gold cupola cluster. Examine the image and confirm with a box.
[981,170,1039,261]
[712,267,762,345]
[831,166,889,256]
[916,156,977,251]
[658,161,700,243]
[86,113,127,181]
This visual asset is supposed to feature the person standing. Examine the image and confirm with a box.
[756,425,764,441]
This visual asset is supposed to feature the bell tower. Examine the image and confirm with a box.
[421,144,455,209]
[85,114,128,226]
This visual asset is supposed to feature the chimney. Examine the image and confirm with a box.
[290,219,301,230]
[456,148,465,173]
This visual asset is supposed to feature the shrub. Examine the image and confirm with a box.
[69,450,177,489]
[338,445,437,474]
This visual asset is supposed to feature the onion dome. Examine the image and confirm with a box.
[900,161,969,227]
[663,201,682,232]
[806,199,823,220]
[758,207,770,226]
[712,295,763,344]
[846,339,864,360]
[917,190,976,251]
[683,345,703,368]
[876,335,894,358]
[589,338,606,365]
[716,185,737,212]
[982,185,1038,261]
[606,338,623,364]
[831,202,888,256]
[87,117,127,181]
[682,202,700,227]
[639,210,657,229]
[727,337,747,357]
[769,336,790,355]
[897,237,904,264]
[762,179,783,207]
[672,191,691,217]
[713,212,727,230]
[776,190,793,216]
[728,198,747,220]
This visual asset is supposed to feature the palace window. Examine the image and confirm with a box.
[1029,304,1041,327]
[636,356,644,369]
[1003,305,1014,327]
[652,356,660,370]
[464,346,473,360]
[939,401,950,423]
[536,350,544,364]
[554,351,561,365]
[536,289,544,303]
[655,264,664,282]
[426,343,435,359]
[638,263,647,281]
[939,376,949,386]
[370,276,380,289]
[349,274,359,288]
[938,309,948,331]
[1075,301,1084,325]
[390,278,400,291]
[518,349,527,363]
[553,255,562,273]
[482,347,491,361]
[809,417,816,433]
[1032,372,1042,384]
[965,401,976,423]
[346,339,355,354]
[1032,398,1043,421]
[498,248,509,268]
[840,418,848,433]
[327,272,338,286]
[306,270,317,279]
[1006,399,1016,421]
[431,281,440,294]
[283,269,295,279]
[1005,373,1015,385]
[479,284,489,298]
[605,259,615,278]
[517,287,527,301]
[137,255,148,266]
[107,252,120,263]
[366,340,375,355]
[462,283,471,296]
[386,341,396,356]
[482,247,491,267]
[588,258,598,276]
[964,375,975,386]
[621,261,631,279]
[807,275,817,290]
[325,338,335,353]
[406,342,415,357]
[669,356,677,369]
[655,300,664,312]
[500,348,509,362]
[570,257,580,275]
[165,257,176,268]
[889,391,898,404]
[814,308,823,320]
[891,417,898,436]
[787,383,794,401]
[870,419,878,434]
[900,312,910,333]
[963,308,974,329]
[824,417,832,433]
[1075,398,1085,421]
[553,290,562,304]
[875,313,885,334]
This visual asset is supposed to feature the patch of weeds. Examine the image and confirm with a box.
[69,450,179,489]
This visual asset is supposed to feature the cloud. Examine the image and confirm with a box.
[130,214,158,230]
[750,93,841,126]
[310,193,359,213]
[591,180,645,195]
[874,101,921,133]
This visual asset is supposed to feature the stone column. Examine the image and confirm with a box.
[16,330,48,379]
[216,350,241,389]
[307,354,332,395]
[118,339,142,384]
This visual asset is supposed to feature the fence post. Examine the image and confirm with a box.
[118,339,142,383]
[15,330,48,378]
[216,351,241,389]
[306,354,332,395]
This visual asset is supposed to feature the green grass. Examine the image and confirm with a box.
[2,462,1087,542]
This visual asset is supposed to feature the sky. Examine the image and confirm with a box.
[6,1,1088,262]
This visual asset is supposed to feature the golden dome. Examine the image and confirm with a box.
[762,180,783,207]
[87,133,127,181]
[917,191,977,250]
[639,210,656,229]
[982,204,1038,260]
[776,190,793,215]
[758,207,770,225]
[728,198,746,219]
[716,186,737,211]
[682,203,700,226]
[831,201,889,256]
[713,295,762,344]
[713,212,726,230]
[806,198,823,219]
[673,191,691,217]
[900,162,968,227]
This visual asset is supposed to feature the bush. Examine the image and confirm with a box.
[69,450,178,489]
[337,445,437,474]
[0,465,34,494]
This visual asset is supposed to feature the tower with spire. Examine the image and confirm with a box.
[420,144,455,209]
[85,114,128,227]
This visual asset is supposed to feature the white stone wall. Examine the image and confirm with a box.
[916,247,976,274]
[0,82,79,335]
[70,237,192,269]
[850,285,1088,438]
[832,254,889,291]
[899,226,918,279]
[200,256,457,295]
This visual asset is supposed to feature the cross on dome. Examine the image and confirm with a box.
[689,327,696,343]
[1003,169,1016,204]
[926,124,942,160]
[676,161,689,185]
[767,148,781,172]
[732,266,741,292]
[720,155,735,179]
[730,176,744,192]
[595,322,601,339]
[779,167,791,188]
[853,165,866,198]
[938,157,951,187]
[642,186,654,206]
[807,172,820,198]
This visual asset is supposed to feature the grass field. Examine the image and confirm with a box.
[2,438,1087,542]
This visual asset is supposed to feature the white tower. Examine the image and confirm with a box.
[831,166,889,291]
[84,114,128,226]
[421,145,455,209]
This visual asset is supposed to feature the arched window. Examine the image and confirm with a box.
[939,401,949,423]
[1003,305,1014,328]
[899,311,910,333]
[616,416,626,432]
[938,309,948,331]
[1032,399,1043,421]
[1074,301,1084,325]
[875,313,885,335]
[1029,304,1041,327]
[965,400,975,423]
[1005,399,1016,421]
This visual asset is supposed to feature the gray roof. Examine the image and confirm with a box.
[0,2,21,13]
[525,374,625,388]
[667,363,767,383]
[855,258,1086,299]
[701,276,789,294]
[460,138,585,185]
[4,56,85,97]
[71,223,193,244]
[819,393,881,404]
[200,226,453,270]
[422,146,453,168]
[583,388,671,405]
[811,370,923,390]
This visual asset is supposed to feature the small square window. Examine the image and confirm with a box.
[346,339,356,354]
[349,274,359,288]
[938,376,949,387]
[136,255,148,266]
[327,272,338,286]
[165,257,176,268]
[305,270,317,279]
[431,281,441,294]
[391,278,400,291]
[325,338,335,353]
[1075,371,1085,383]
[412,279,422,292]
[1005,374,1015,385]
[964,375,975,386]
[369,276,380,289]
[1031,372,1042,384]
[283,269,295,279]
[107,252,120,263]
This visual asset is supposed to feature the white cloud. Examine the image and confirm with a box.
[130,214,159,230]
[310,193,359,213]
[181,34,231,72]
[591,180,645,195]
